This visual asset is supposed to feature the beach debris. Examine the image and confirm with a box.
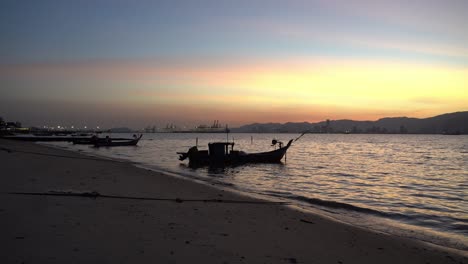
[299,219,315,224]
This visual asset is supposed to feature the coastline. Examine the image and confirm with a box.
[1,139,466,263]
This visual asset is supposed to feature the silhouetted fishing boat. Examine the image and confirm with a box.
[72,136,133,145]
[72,138,99,145]
[177,139,293,167]
[94,134,142,147]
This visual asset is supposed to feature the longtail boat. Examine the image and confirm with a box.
[177,139,293,167]
[94,134,142,147]
[72,136,132,145]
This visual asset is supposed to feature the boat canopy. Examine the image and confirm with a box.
[208,142,234,157]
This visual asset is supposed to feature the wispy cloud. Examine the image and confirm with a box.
[320,0,468,37]
[232,18,468,62]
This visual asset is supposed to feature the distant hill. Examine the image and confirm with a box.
[231,111,468,134]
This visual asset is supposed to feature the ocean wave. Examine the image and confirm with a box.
[265,192,468,233]
[266,192,393,217]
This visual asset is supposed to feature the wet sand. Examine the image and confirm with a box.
[0,139,466,263]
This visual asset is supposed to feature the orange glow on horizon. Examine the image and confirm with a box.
[1,58,467,124]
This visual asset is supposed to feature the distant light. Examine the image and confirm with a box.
[84,126,87,129]
[97,126,100,129]
[57,125,61,129]
[71,126,74,129]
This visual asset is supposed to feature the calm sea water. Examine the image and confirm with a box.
[46,133,468,250]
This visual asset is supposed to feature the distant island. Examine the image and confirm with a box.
[231,111,468,134]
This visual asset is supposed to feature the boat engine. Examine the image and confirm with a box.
[271,139,283,148]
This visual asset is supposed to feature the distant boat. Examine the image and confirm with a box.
[94,134,143,147]
[2,134,90,142]
[177,139,293,167]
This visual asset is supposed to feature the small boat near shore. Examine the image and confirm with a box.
[177,139,293,167]
[94,134,142,147]
[71,136,133,145]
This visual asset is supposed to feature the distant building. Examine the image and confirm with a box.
[0,117,6,129]
[6,122,22,128]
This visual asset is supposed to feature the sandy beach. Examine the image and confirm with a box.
[0,138,466,264]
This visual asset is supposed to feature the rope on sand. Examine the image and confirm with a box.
[9,191,289,205]
[0,147,13,153]
[0,147,120,162]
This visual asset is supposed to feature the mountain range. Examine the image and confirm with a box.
[231,111,468,134]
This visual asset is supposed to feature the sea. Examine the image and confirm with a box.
[44,133,468,251]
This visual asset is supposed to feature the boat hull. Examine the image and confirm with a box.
[72,137,132,145]
[94,135,142,147]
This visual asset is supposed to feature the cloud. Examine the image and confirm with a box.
[410,97,447,105]
[320,0,468,38]
[232,18,468,61]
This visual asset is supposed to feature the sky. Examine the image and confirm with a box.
[0,0,467,129]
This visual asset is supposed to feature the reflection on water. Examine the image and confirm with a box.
[47,133,468,249]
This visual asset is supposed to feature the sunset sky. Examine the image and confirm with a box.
[1,0,467,129]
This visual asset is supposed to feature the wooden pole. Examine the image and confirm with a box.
[226,124,229,143]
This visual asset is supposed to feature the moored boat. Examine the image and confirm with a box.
[93,134,143,147]
[71,136,133,145]
[2,134,91,142]
[177,139,293,167]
